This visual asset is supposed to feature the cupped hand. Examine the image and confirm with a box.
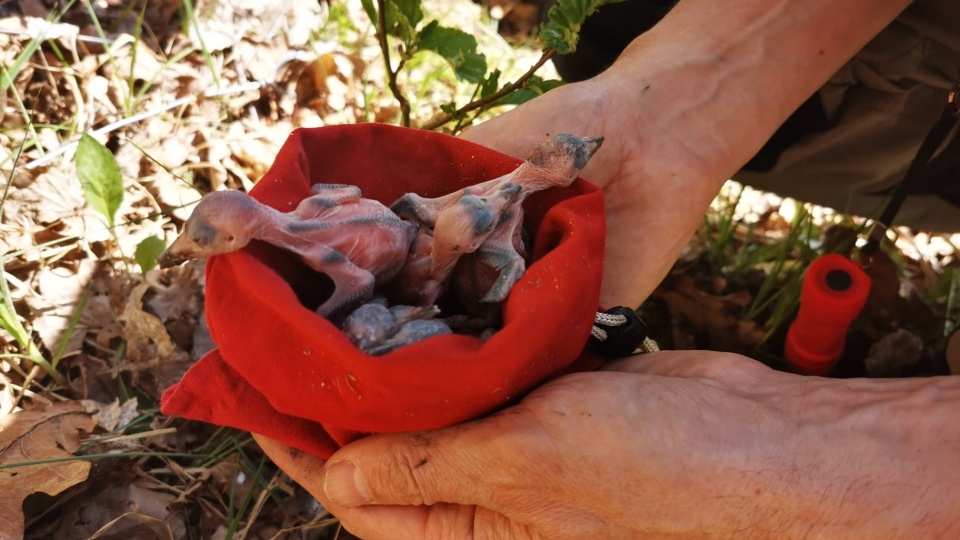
[460,77,727,309]
[255,351,817,539]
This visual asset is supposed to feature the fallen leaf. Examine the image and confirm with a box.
[862,248,941,339]
[191,310,216,361]
[656,275,765,352]
[0,400,98,540]
[0,373,16,417]
[29,258,97,358]
[863,327,924,378]
[117,283,193,399]
[146,261,203,322]
[119,283,176,361]
[87,397,138,432]
[48,480,185,540]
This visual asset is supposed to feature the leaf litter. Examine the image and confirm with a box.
[1,0,960,538]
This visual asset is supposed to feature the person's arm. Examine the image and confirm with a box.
[257,352,960,539]
[464,0,913,309]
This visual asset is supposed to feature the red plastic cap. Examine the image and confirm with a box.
[784,254,871,375]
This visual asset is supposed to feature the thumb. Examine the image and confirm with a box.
[322,416,514,510]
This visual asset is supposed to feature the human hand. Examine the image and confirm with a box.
[461,78,725,309]
[255,351,824,539]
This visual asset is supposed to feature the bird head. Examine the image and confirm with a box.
[524,133,604,188]
[158,190,260,268]
[430,184,521,280]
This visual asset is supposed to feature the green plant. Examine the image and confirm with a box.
[76,134,125,230]
[0,134,67,385]
[364,0,625,131]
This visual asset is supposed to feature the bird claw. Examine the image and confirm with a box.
[390,194,437,228]
[477,247,526,303]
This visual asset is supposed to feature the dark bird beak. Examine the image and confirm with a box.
[157,245,189,268]
[583,136,604,158]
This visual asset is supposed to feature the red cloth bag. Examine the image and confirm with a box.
[160,124,606,459]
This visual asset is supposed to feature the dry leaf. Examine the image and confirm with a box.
[146,262,203,322]
[88,397,138,432]
[29,258,97,356]
[119,283,176,361]
[656,275,765,352]
[0,373,16,417]
[49,481,185,540]
[863,249,940,339]
[191,310,216,361]
[0,401,98,540]
[863,328,924,378]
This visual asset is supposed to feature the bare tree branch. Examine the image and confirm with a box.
[376,0,411,127]
[422,49,556,131]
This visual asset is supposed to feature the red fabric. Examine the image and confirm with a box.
[161,124,606,459]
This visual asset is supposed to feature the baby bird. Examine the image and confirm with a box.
[340,296,446,354]
[392,133,603,311]
[387,183,522,306]
[391,133,603,230]
[366,319,452,356]
[158,184,417,318]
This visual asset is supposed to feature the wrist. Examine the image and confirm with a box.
[760,376,960,537]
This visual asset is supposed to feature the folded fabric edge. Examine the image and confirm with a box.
[160,349,341,460]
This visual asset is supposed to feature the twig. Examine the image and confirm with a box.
[376,0,410,127]
[26,78,274,170]
[422,49,557,131]
[26,96,192,169]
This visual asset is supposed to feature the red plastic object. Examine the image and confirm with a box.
[784,254,871,375]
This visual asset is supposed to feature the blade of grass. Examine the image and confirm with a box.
[745,201,811,321]
[0,451,217,471]
[0,129,65,385]
[50,285,92,369]
[1,66,45,154]
[180,0,222,88]
[942,265,959,337]
[225,455,267,540]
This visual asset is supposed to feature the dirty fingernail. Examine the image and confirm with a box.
[323,461,373,508]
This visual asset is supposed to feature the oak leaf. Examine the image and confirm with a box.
[0,401,98,539]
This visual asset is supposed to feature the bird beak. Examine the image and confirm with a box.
[583,136,604,158]
[496,183,523,206]
[157,248,186,268]
[157,239,193,268]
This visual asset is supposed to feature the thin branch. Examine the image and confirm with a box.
[422,49,557,131]
[376,0,410,127]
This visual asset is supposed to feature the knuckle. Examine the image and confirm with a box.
[380,435,437,505]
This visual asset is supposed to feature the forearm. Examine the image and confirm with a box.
[585,0,911,307]
[467,0,914,308]
[601,0,912,185]
[760,375,960,537]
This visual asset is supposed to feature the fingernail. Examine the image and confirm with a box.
[323,461,373,508]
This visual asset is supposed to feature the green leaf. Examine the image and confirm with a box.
[393,0,423,29]
[479,69,501,99]
[360,0,377,24]
[76,134,124,228]
[416,21,487,83]
[364,0,423,49]
[540,0,626,54]
[135,236,166,273]
[494,77,566,106]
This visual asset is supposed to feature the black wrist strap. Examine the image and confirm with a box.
[861,80,960,259]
